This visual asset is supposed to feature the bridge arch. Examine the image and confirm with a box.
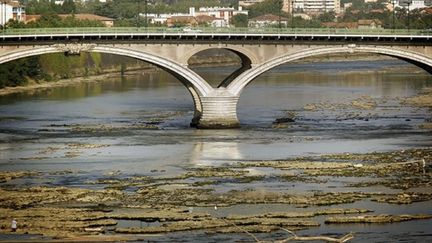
[0,45,214,97]
[182,46,259,67]
[227,45,432,96]
[183,46,259,88]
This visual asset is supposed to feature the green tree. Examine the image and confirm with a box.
[0,57,42,88]
[247,0,282,18]
[318,11,336,22]
[232,14,248,27]
[62,0,76,14]
[25,0,61,15]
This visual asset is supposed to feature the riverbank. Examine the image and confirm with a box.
[0,148,430,241]
[0,68,158,97]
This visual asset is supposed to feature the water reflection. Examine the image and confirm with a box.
[0,71,188,105]
[189,142,243,166]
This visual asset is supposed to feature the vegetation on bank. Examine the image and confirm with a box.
[0,53,152,89]
[0,57,43,88]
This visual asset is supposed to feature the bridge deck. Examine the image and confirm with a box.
[0,27,431,45]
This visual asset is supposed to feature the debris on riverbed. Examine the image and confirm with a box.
[273,112,296,124]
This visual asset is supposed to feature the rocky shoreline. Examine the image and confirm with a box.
[0,148,431,241]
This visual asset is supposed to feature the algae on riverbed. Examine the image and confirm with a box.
[0,149,431,239]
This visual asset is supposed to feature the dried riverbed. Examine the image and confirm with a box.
[0,148,431,241]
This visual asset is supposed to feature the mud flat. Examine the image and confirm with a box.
[0,148,431,241]
[403,87,432,108]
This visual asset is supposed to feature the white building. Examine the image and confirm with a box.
[395,0,428,10]
[149,6,249,27]
[0,2,13,26]
[195,6,248,25]
[294,0,341,14]
[240,0,293,12]
[240,0,339,14]
[0,0,25,26]
[52,0,108,5]
[239,0,265,7]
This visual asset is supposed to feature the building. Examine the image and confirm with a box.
[240,0,293,13]
[25,14,114,27]
[195,6,248,25]
[159,6,248,28]
[53,0,109,4]
[240,0,339,14]
[395,0,430,10]
[167,16,197,27]
[294,0,341,14]
[357,19,382,29]
[195,15,227,28]
[0,0,25,26]
[322,19,382,29]
[249,14,289,27]
[239,0,265,7]
[282,0,293,12]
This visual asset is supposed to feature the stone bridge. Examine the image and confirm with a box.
[1,30,431,128]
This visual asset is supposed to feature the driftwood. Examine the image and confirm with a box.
[275,228,354,243]
[221,218,354,243]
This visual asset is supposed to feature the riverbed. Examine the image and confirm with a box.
[0,59,431,242]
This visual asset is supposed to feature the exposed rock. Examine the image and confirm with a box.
[0,171,40,183]
[403,88,432,108]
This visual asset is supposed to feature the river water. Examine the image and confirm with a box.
[0,59,431,242]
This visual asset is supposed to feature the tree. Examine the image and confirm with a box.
[62,0,76,14]
[25,0,61,15]
[247,0,282,18]
[318,11,336,22]
[232,14,248,27]
[0,56,42,88]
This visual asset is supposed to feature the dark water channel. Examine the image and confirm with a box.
[0,59,431,242]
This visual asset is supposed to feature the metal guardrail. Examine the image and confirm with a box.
[0,27,431,36]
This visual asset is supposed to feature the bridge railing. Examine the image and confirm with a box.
[0,27,430,36]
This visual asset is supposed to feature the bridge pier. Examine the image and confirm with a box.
[195,90,240,129]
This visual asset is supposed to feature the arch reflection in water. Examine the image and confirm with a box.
[189,141,244,166]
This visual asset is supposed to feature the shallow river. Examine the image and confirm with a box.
[0,59,431,242]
